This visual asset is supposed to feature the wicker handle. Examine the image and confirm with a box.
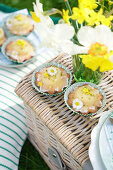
[48,147,67,170]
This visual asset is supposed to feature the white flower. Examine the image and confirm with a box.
[6,18,12,28]
[72,25,113,55]
[37,23,75,54]
[32,1,75,54]
[72,98,83,110]
[47,67,57,76]
[33,0,54,27]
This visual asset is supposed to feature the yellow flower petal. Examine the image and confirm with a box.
[14,14,23,21]
[62,9,71,25]
[78,0,98,10]
[79,54,113,72]
[99,59,113,72]
[30,11,40,23]
[38,82,42,86]
[16,40,26,48]
[44,72,49,77]
[79,54,101,71]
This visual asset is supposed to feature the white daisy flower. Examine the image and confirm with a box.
[47,67,57,76]
[72,98,83,110]
[10,51,18,60]
[6,18,12,28]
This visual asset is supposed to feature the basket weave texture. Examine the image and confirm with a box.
[15,53,113,170]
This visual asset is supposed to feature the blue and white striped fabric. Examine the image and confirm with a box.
[0,10,58,170]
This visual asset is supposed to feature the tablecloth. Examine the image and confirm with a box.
[0,9,58,170]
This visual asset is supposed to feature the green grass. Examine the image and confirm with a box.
[19,139,49,170]
[0,0,78,12]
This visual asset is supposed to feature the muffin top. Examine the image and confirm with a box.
[5,39,35,63]
[6,14,34,35]
[67,84,103,115]
[35,65,70,95]
[0,27,6,46]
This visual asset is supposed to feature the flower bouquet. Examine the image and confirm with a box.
[31,0,113,84]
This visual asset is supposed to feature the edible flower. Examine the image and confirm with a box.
[14,14,23,21]
[44,72,49,77]
[83,87,92,96]
[47,67,57,76]
[38,82,42,86]
[16,40,26,48]
[72,98,83,110]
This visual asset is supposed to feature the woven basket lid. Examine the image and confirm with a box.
[15,53,113,167]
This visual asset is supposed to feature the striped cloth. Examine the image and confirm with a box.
[0,10,58,170]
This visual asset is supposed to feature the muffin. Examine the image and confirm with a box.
[5,14,34,36]
[34,65,71,95]
[67,84,104,115]
[5,38,35,63]
[0,27,6,46]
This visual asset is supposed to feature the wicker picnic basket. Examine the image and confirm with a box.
[15,53,113,170]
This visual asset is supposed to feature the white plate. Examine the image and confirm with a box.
[99,112,113,170]
[89,110,113,170]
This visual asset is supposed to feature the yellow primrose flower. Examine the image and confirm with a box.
[78,0,98,10]
[83,87,92,96]
[14,14,23,21]
[71,7,87,24]
[38,82,42,86]
[101,15,113,27]
[44,72,49,77]
[86,9,103,26]
[108,0,113,5]
[16,40,26,48]
[30,11,40,23]
[86,8,113,27]
[62,9,71,24]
